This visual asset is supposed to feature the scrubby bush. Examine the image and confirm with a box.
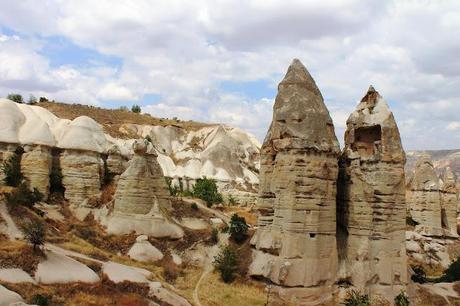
[5,182,43,209]
[193,177,223,207]
[119,106,129,111]
[165,177,179,196]
[102,158,114,186]
[406,215,419,227]
[436,257,460,283]
[39,96,48,102]
[229,213,249,243]
[145,135,153,143]
[7,93,23,103]
[411,265,427,284]
[191,203,198,210]
[342,290,370,306]
[213,245,238,283]
[30,294,50,306]
[1,152,23,187]
[28,95,37,104]
[131,104,141,113]
[21,219,46,251]
[395,291,410,306]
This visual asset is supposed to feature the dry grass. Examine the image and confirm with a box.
[170,197,213,220]
[198,271,266,306]
[0,239,44,275]
[2,278,151,306]
[38,101,212,138]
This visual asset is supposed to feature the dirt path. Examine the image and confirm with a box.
[192,232,229,306]
[0,202,23,239]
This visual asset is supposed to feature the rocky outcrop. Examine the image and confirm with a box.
[440,168,458,235]
[61,150,102,206]
[250,59,340,288]
[337,86,407,296]
[21,144,52,198]
[409,156,442,229]
[128,235,164,262]
[106,140,183,238]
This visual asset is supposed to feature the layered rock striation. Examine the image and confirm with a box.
[440,168,458,235]
[409,156,442,229]
[250,59,340,288]
[106,140,183,238]
[337,86,407,296]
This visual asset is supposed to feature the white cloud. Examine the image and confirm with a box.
[447,122,460,131]
[0,0,459,149]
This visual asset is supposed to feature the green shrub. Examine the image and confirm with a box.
[191,203,198,210]
[165,177,179,196]
[28,95,37,104]
[2,152,23,187]
[213,245,238,283]
[39,97,49,103]
[193,177,223,207]
[210,228,219,244]
[20,219,46,251]
[119,106,129,111]
[131,104,141,113]
[229,214,248,243]
[394,291,410,306]
[102,158,113,186]
[7,93,23,103]
[5,182,43,209]
[411,265,427,284]
[30,294,50,306]
[342,290,370,306]
[436,257,460,283]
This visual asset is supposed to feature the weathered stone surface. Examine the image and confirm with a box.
[409,156,442,229]
[250,59,340,288]
[106,140,183,238]
[0,142,16,186]
[61,149,102,206]
[440,168,458,235]
[21,145,52,198]
[128,235,164,262]
[337,86,407,296]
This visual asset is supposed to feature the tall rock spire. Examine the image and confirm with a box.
[337,86,407,298]
[250,59,340,298]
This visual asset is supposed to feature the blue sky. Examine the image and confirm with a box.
[0,0,459,150]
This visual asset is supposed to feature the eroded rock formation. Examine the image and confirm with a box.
[106,140,183,238]
[440,168,458,235]
[21,144,52,198]
[250,59,340,288]
[337,86,407,297]
[409,156,442,229]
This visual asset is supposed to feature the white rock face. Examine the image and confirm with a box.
[0,268,35,284]
[128,236,164,262]
[35,251,100,284]
[102,261,152,283]
[440,168,458,235]
[0,285,24,306]
[21,145,52,198]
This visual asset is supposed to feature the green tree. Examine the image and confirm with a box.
[28,95,37,104]
[229,214,249,243]
[193,177,222,207]
[7,93,24,103]
[436,257,460,283]
[213,245,238,283]
[20,219,46,251]
[342,290,370,306]
[1,152,23,187]
[131,104,141,113]
[39,97,49,103]
[5,182,44,209]
[395,291,410,306]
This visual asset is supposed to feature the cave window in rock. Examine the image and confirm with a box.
[352,125,382,157]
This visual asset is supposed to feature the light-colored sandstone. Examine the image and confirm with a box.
[409,156,442,229]
[21,144,52,197]
[106,140,183,238]
[250,59,340,288]
[337,86,407,297]
[440,168,458,235]
[61,149,102,206]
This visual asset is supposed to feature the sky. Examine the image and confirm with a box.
[0,0,459,150]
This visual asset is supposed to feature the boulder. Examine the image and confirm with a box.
[0,285,24,306]
[128,236,164,262]
[250,59,340,289]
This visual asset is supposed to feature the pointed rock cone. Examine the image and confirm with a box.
[440,167,459,236]
[337,86,408,298]
[250,59,340,294]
